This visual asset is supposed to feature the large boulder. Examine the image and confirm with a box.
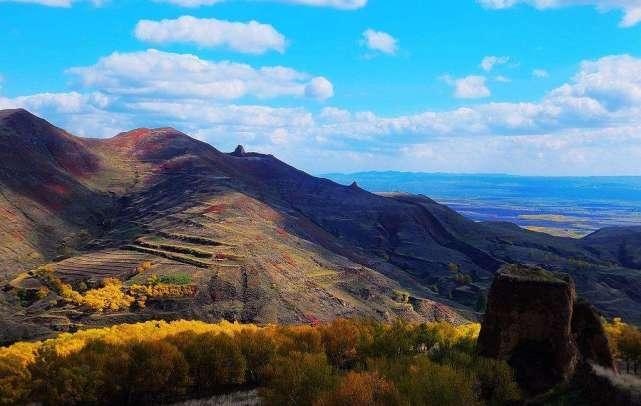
[477,264,580,395]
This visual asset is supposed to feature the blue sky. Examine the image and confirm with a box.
[1,0,641,175]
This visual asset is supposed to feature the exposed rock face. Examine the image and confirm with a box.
[572,299,617,371]
[478,264,618,397]
[231,145,246,157]
[477,264,580,395]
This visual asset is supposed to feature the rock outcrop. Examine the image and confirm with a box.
[477,264,616,396]
[572,299,617,370]
[231,145,246,157]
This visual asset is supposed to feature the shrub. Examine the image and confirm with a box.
[128,283,198,299]
[278,325,323,355]
[171,332,246,393]
[473,357,521,405]
[0,319,502,405]
[238,329,278,384]
[81,278,135,312]
[135,261,153,274]
[29,340,129,405]
[320,319,368,369]
[0,355,32,405]
[262,352,336,406]
[123,340,189,404]
[375,355,481,406]
[315,371,400,406]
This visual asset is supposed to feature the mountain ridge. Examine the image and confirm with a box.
[1,109,640,343]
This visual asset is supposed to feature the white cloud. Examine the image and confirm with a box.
[304,77,334,100]
[135,16,286,55]
[155,0,366,9]
[443,75,491,99]
[481,55,510,71]
[550,54,641,110]
[154,0,222,6]
[0,0,103,6]
[495,75,511,82]
[270,128,289,144]
[4,54,641,175]
[362,29,398,55]
[2,0,365,8]
[533,68,549,78]
[66,49,333,101]
[280,0,366,8]
[478,0,641,27]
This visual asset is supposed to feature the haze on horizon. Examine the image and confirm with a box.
[1,0,641,176]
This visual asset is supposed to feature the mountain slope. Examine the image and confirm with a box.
[0,109,639,342]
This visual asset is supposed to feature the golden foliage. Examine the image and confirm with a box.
[262,352,336,406]
[605,318,641,374]
[129,283,197,299]
[135,261,153,274]
[315,371,400,406]
[81,278,135,312]
[0,319,511,406]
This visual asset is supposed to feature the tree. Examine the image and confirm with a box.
[173,332,246,393]
[123,340,189,404]
[320,319,366,369]
[262,352,336,406]
[619,325,641,375]
[238,329,277,384]
[315,371,400,406]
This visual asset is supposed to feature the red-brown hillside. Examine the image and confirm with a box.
[1,109,640,343]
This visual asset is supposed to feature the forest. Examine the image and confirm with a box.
[0,317,639,405]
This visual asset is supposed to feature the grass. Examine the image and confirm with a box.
[135,239,213,259]
[121,245,211,268]
[158,273,192,285]
[500,264,567,284]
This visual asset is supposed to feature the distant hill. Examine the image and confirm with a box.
[323,171,641,237]
[1,109,640,343]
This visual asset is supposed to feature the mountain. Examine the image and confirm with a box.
[1,109,640,343]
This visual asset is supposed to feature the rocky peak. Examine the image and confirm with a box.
[231,145,246,157]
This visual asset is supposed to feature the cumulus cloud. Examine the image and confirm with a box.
[66,49,334,101]
[135,16,286,54]
[443,75,491,99]
[478,0,641,27]
[2,0,366,9]
[304,77,334,100]
[0,0,103,6]
[4,54,641,174]
[481,55,510,71]
[155,0,366,9]
[362,29,398,55]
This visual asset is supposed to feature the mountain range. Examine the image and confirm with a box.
[1,108,640,343]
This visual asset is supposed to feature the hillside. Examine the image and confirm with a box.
[1,109,640,343]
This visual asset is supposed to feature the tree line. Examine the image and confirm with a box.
[0,319,521,406]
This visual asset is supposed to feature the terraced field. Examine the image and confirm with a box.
[53,251,154,282]
[122,230,243,269]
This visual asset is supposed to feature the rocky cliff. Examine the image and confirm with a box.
[478,264,617,397]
